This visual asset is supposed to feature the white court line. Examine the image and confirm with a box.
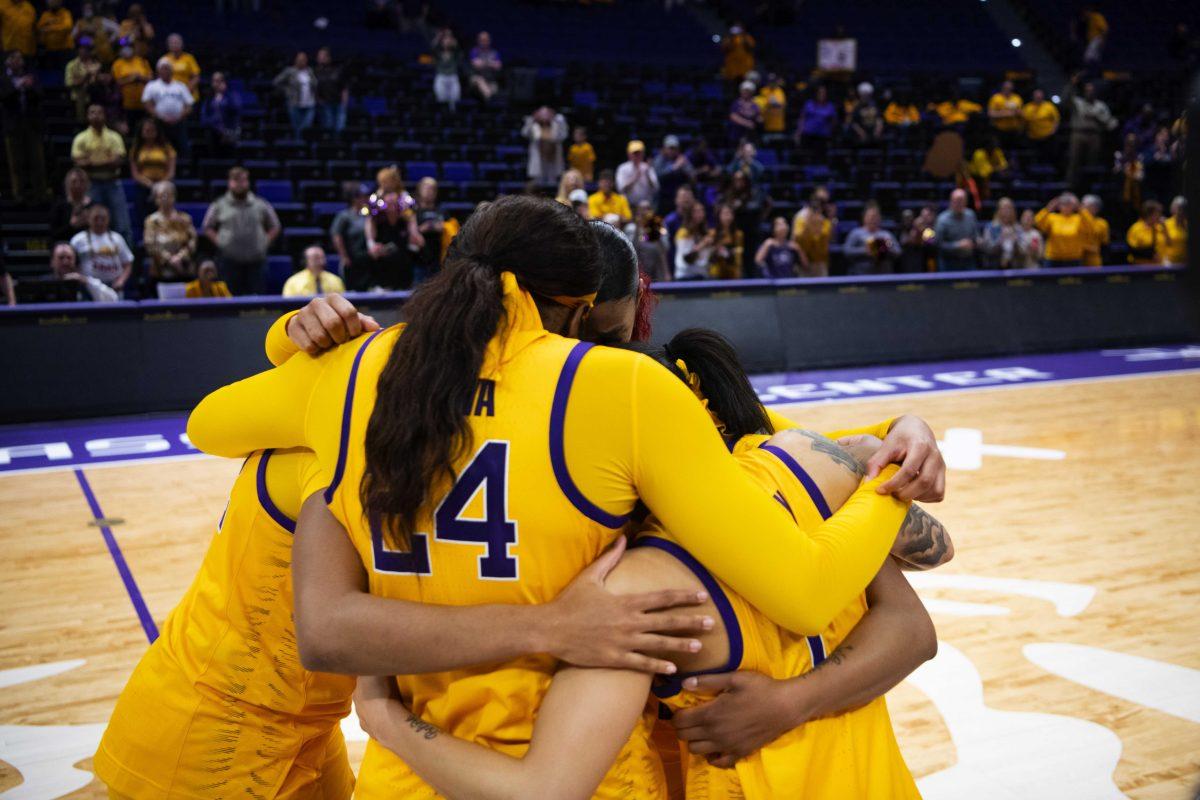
[0,452,214,479]
[905,573,1096,617]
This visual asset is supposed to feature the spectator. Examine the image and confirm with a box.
[987,80,1023,147]
[1142,126,1177,203]
[900,205,938,273]
[65,39,102,121]
[755,74,787,135]
[843,202,899,275]
[273,51,316,138]
[1079,4,1108,66]
[314,47,349,135]
[931,86,981,128]
[846,83,884,145]
[118,3,154,59]
[468,31,501,103]
[1035,192,1095,267]
[70,204,132,293]
[1122,103,1158,152]
[663,184,696,261]
[687,136,721,183]
[720,22,754,81]
[36,0,75,69]
[111,42,152,120]
[283,245,345,297]
[967,135,1010,199]
[617,139,659,209]
[884,90,921,139]
[413,177,445,284]
[1064,75,1117,189]
[795,84,837,156]
[72,2,117,63]
[981,197,1032,269]
[626,201,670,283]
[129,117,176,219]
[431,28,462,111]
[364,189,423,290]
[185,258,231,298]
[89,62,125,134]
[1163,196,1187,266]
[1022,88,1060,162]
[521,105,568,184]
[587,170,632,226]
[710,203,745,279]
[722,168,768,253]
[375,164,405,196]
[754,216,804,278]
[791,187,835,277]
[726,140,763,183]
[934,188,979,271]
[674,202,715,280]
[142,58,193,159]
[201,71,241,153]
[330,182,371,291]
[555,169,585,206]
[201,166,282,294]
[729,80,761,143]
[143,180,196,284]
[0,0,37,59]
[1113,132,1144,213]
[46,241,117,302]
[651,135,693,215]
[71,103,132,245]
[1017,210,1045,268]
[162,33,200,100]
[567,126,595,182]
[0,50,47,203]
[568,188,590,220]
[1080,194,1110,267]
[50,167,95,242]
[1125,200,1168,265]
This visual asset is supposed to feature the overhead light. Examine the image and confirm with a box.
[1051,94,1061,103]
[712,34,721,43]
[1011,38,1022,47]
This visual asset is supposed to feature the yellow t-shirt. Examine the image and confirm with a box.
[164,51,202,99]
[1035,207,1096,262]
[988,92,1024,132]
[587,190,632,222]
[1022,101,1061,140]
[1163,217,1187,265]
[756,87,787,133]
[112,56,153,110]
[884,103,920,126]
[36,7,73,50]
[932,99,982,126]
[1086,11,1108,41]
[185,280,232,297]
[71,126,127,181]
[1126,220,1168,264]
[969,147,1008,180]
[567,142,596,181]
[0,0,37,56]
[1082,216,1110,267]
[282,269,347,297]
[792,210,832,265]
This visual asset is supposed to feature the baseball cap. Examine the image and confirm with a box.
[568,189,589,204]
[663,134,681,148]
[627,140,645,155]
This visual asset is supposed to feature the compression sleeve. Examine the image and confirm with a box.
[265,310,302,367]
[571,352,907,633]
[765,406,895,441]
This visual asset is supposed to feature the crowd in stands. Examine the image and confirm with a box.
[0,2,1190,305]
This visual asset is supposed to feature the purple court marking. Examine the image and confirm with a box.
[0,345,1197,476]
[73,469,159,644]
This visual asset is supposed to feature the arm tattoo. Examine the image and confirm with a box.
[406,712,440,740]
[892,505,951,570]
[795,430,866,478]
[797,644,853,681]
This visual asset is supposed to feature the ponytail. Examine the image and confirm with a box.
[664,329,772,441]
[362,196,600,548]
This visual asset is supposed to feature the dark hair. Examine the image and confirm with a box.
[626,328,771,441]
[598,168,615,183]
[131,116,163,155]
[589,220,638,303]
[363,196,601,547]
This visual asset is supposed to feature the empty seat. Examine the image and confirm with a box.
[404,161,438,181]
[442,162,475,182]
[255,179,293,204]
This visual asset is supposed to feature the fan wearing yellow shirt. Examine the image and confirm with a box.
[1022,88,1061,161]
[111,44,152,113]
[0,0,36,57]
[1035,192,1096,267]
[568,126,596,181]
[351,328,950,800]
[283,245,348,297]
[164,32,201,99]
[1163,197,1187,266]
[588,169,633,225]
[931,90,982,127]
[1126,200,1169,265]
[755,76,787,134]
[987,80,1023,147]
[36,0,74,65]
[1080,195,1110,266]
[188,197,941,799]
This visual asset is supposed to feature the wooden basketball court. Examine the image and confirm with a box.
[1,369,1198,798]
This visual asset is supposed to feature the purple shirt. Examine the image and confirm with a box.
[800,100,837,137]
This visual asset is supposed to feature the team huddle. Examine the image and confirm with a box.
[95,196,953,799]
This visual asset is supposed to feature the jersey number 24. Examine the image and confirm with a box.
[371,440,519,580]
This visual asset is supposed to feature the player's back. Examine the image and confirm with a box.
[95,448,356,798]
[640,434,920,800]
[326,331,664,799]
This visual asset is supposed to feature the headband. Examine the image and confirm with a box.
[673,357,726,434]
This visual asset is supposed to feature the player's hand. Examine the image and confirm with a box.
[671,670,800,768]
[852,414,946,503]
[286,294,380,355]
[353,674,408,742]
[543,537,712,674]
